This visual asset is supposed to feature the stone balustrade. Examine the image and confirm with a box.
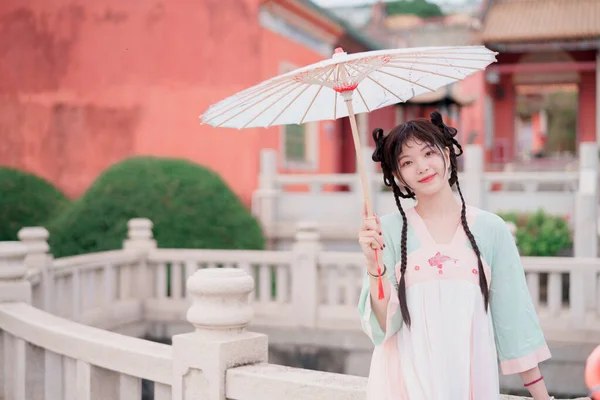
[253,143,597,259]
[0,221,596,399]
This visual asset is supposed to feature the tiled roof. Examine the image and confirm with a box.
[482,0,600,42]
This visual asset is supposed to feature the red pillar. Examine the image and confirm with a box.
[578,71,597,144]
[490,75,516,163]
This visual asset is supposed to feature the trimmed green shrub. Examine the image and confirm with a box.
[386,0,444,18]
[498,209,572,257]
[0,167,70,241]
[48,157,265,257]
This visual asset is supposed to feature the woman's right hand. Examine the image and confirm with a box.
[358,205,385,272]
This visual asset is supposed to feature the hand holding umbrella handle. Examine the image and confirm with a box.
[361,213,385,301]
[348,91,383,299]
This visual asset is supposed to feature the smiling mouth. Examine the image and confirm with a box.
[418,174,436,183]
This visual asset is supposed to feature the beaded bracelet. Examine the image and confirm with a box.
[367,264,387,278]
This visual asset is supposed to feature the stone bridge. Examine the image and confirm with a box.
[0,220,595,399]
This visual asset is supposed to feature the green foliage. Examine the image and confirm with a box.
[47,157,265,257]
[516,90,577,156]
[0,167,70,241]
[386,0,444,18]
[498,209,572,257]
[544,91,577,154]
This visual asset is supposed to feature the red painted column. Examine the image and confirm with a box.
[578,71,597,144]
[491,75,515,163]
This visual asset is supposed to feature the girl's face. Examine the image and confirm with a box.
[395,137,450,198]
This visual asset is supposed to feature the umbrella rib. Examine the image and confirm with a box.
[364,74,405,101]
[345,62,374,85]
[239,81,305,128]
[216,81,302,128]
[391,50,494,57]
[267,82,313,127]
[214,79,287,109]
[390,53,493,62]
[344,63,405,101]
[204,79,293,124]
[355,86,370,113]
[299,66,336,124]
[387,58,491,69]
[209,80,299,126]
[210,79,283,110]
[381,64,465,81]
[343,63,371,112]
[372,68,437,93]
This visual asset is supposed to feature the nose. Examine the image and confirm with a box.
[415,157,429,175]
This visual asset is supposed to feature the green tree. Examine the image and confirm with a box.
[544,91,577,154]
[0,167,70,241]
[48,157,265,257]
[386,0,444,18]
[498,209,572,256]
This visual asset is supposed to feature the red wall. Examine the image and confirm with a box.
[0,0,347,205]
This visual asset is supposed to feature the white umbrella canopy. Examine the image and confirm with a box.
[200,45,497,215]
[200,46,496,129]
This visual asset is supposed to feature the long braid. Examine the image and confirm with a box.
[391,181,411,327]
[373,127,414,327]
[456,179,489,309]
[434,111,490,310]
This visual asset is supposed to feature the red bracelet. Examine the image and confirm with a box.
[524,375,543,387]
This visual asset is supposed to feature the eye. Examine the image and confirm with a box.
[425,150,437,157]
[401,160,412,167]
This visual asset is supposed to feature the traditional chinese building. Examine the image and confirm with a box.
[480,0,600,163]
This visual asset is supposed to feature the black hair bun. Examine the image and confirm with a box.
[430,110,458,139]
[430,111,443,128]
[371,128,386,163]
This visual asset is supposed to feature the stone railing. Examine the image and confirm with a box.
[252,143,598,258]
[0,241,170,400]
[0,240,589,400]
[9,220,600,344]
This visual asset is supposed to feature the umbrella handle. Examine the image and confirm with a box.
[342,92,373,217]
[343,92,385,300]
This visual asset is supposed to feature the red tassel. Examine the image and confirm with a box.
[375,251,384,300]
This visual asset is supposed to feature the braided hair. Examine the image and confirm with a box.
[371,111,489,328]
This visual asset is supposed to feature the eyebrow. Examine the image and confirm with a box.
[398,144,433,161]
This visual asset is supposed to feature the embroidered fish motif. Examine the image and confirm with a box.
[427,252,458,269]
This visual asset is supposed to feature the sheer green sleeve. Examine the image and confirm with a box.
[357,214,403,346]
[489,215,551,374]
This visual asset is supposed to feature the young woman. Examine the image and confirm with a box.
[357,111,552,400]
